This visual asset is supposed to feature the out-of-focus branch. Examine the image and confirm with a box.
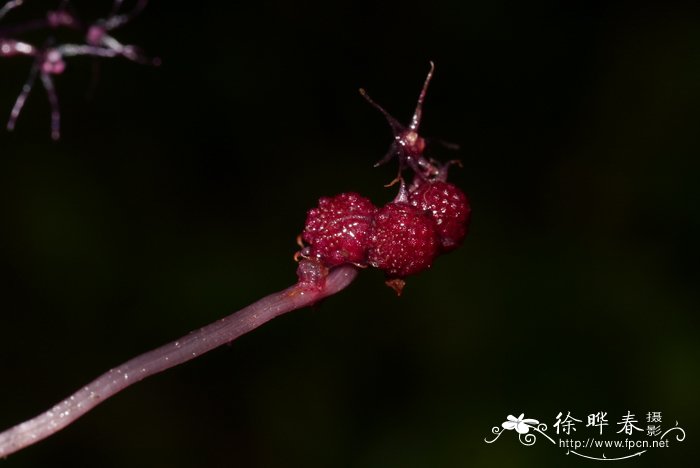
[0,0,158,139]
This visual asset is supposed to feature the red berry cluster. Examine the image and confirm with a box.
[297,63,471,294]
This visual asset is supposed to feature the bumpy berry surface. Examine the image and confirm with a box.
[367,202,439,277]
[409,181,470,252]
[302,192,377,267]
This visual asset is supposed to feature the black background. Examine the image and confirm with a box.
[0,0,698,467]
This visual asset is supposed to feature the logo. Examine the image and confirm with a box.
[484,411,686,461]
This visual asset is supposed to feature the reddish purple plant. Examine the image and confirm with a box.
[0,62,469,457]
[410,179,471,252]
[0,0,158,140]
[368,202,440,278]
[299,61,471,293]
[300,192,378,267]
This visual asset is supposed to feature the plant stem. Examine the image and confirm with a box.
[0,264,358,458]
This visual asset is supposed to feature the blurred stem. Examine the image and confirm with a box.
[0,264,358,457]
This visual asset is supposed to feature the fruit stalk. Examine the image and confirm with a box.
[0,262,358,458]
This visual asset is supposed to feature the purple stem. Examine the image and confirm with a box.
[0,263,358,458]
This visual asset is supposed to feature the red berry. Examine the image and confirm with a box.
[409,181,470,252]
[368,202,440,278]
[302,192,377,267]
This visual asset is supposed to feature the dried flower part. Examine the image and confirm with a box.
[367,202,439,278]
[360,62,438,183]
[409,181,471,252]
[301,192,377,267]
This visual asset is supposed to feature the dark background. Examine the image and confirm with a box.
[0,0,698,467]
